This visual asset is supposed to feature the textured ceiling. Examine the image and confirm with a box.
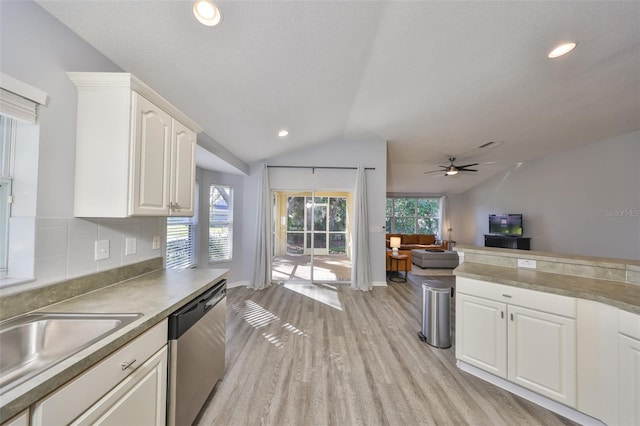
[36,0,640,193]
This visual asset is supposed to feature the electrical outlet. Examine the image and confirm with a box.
[152,236,161,250]
[95,240,110,261]
[517,258,537,269]
[125,237,137,256]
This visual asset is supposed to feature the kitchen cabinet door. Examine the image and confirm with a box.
[508,305,576,406]
[456,293,507,378]
[1,410,28,426]
[619,334,640,425]
[169,120,196,216]
[130,93,172,216]
[73,345,167,426]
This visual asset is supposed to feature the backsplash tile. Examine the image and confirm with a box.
[24,216,165,289]
[34,225,68,259]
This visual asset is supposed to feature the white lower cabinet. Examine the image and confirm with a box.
[456,277,576,407]
[456,293,507,378]
[32,320,168,425]
[576,299,619,425]
[73,346,167,426]
[619,309,640,425]
[507,305,575,406]
[0,410,28,426]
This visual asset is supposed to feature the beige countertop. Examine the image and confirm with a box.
[455,262,640,316]
[0,267,228,421]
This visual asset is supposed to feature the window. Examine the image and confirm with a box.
[0,116,15,273]
[166,183,199,269]
[386,196,441,236]
[209,185,233,262]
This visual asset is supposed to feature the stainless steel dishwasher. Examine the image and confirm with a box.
[167,279,226,426]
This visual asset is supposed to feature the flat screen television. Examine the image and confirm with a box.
[489,214,523,237]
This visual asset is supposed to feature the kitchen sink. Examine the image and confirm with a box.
[0,312,142,394]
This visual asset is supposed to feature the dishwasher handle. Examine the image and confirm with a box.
[168,279,226,340]
[204,289,226,311]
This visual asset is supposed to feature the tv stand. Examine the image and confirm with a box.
[484,234,531,250]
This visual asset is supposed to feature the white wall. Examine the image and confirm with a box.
[239,139,388,285]
[453,131,640,260]
[0,1,164,290]
[195,167,245,283]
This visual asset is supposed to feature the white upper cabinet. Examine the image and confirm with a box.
[169,119,197,216]
[130,93,172,216]
[69,72,200,217]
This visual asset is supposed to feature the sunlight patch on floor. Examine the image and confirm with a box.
[283,322,306,336]
[240,300,307,349]
[261,332,284,349]
[272,255,351,282]
[283,283,343,311]
[243,300,280,329]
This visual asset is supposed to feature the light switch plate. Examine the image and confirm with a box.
[125,237,137,256]
[152,236,161,250]
[517,258,537,269]
[95,240,110,261]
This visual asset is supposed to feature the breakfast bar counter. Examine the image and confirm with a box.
[453,245,640,314]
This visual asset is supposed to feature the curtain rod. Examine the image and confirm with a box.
[267,165,375,173]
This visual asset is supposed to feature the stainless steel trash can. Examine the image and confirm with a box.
[418,280,452,348]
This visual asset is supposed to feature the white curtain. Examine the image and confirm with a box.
[440,195,450,242]
[249,164,272,290]
[350,166,372,291]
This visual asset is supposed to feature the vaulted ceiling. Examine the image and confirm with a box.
[37,0,640,193]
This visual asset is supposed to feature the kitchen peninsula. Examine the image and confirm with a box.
[453,245,640,425]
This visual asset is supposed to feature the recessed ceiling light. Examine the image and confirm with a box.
[193,0,222,27]
[278,129,289,137]
[547,42,577,59]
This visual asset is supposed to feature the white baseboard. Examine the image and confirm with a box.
[456,361,605,426]
[372,280,388,287]
[227,280,249,289]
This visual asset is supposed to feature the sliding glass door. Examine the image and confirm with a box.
[272,190,351,283]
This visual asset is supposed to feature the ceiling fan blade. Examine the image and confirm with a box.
[459,168,478,172]
[456,162,479,168]
[424,170,443,174]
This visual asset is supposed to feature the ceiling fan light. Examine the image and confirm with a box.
[446,169,458,176]
[193,0,222,27]
[548,42,577,59]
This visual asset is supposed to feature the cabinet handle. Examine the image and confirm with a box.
[120,359,137,370]
[510,313,514,321]
[501,311,504,319]
[502,294,512,298]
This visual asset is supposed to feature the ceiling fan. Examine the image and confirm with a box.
[424,157,479,176]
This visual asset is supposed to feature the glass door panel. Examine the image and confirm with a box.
[305,202,328,255]
[272,190,352,284]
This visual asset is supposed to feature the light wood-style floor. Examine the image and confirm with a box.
[196,276,575,426]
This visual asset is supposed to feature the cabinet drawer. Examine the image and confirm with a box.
[32,319,167,425]
[457,277,575,318]
[619,309,640,340]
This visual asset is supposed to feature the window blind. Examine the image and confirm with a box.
[0,73,47,124]
[166,183,198,269]
[209,185,233,262]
